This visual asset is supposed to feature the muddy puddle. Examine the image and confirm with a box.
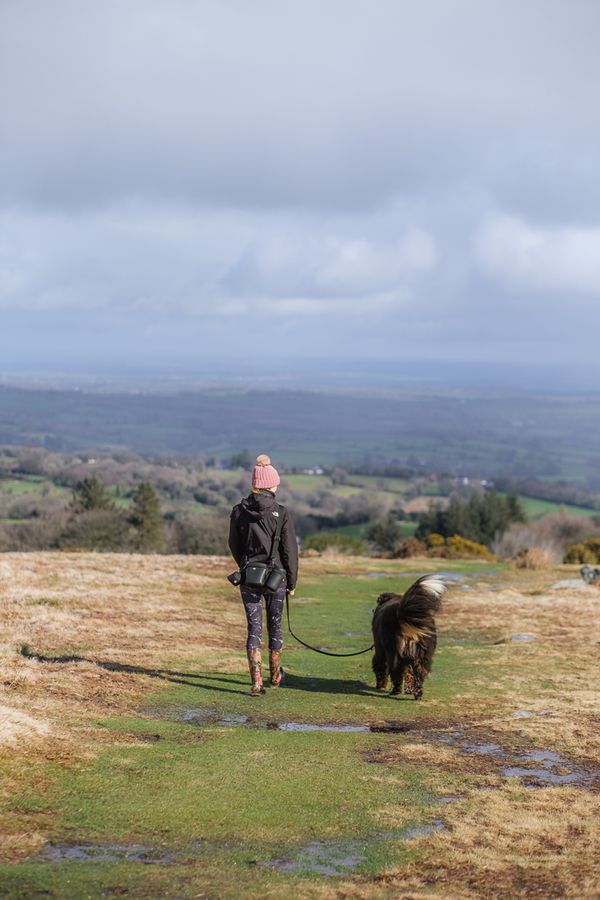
[163,707,251,728]
[159,708,598,789]
[412,726,598,788]
[175,712,419,734]
[40,829,448,879]
[270,721,369,733]
[39,842,181,865]
[550,579,589,590]
[262,820,446,876]
[263,839,366,876]
[513,709,554,719]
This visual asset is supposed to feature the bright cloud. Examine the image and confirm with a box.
[476,215,600,296]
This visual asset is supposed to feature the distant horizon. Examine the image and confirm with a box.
[2,356,600,395]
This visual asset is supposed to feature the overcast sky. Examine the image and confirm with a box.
[1,0,599,377]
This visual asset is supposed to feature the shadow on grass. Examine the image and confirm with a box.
[19,643,247,694]
[282,672,399,698]
[18,644,388,698]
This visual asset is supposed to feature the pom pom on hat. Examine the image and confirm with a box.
[252,453,281,489]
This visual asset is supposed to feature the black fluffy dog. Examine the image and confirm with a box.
[372,574,445,699]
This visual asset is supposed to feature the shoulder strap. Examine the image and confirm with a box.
[268,504,284,564]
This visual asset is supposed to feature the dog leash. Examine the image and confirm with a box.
[285,594,374,657]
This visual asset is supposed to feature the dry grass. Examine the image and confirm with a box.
[515,547,555,569]
[1,553,599,897]
[0,552,243,754]
[0,550,408,758]
[316,788,600,900]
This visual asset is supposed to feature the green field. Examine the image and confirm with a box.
[516,495,598,520]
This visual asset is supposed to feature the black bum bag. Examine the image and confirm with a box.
[243,562,285,593]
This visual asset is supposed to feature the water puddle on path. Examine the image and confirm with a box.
[177,708,250,727]
[501,750,590,786]
[262,820,446,876]
[40,829,449,879]
[422,727,597,787]
[270,722,369,733]
[40,843,181,865]
[550,579,589,590]
[268,721,419,734]
[175,708,426,735]
[264,839,366,876]
[165,708,598,789]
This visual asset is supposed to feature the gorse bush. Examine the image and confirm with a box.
[444,535,493,559]
[395,537,427,558]
[564,537,600,564]
[396,533,492,560]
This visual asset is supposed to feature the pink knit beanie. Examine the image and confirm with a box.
[252,454,281,490]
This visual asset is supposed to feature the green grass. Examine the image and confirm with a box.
[42,723,442,844]
[516,494,598,520]
[329,484,364,498]
[207,468,245,484]
[282,473,330,492]
[0,477,47,495]
[398,521,417,537]
[347,475,411,493]
[0,562,514,898]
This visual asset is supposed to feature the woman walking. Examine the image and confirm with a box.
[229,454,298,696]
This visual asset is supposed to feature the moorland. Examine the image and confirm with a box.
[1,552,598,898]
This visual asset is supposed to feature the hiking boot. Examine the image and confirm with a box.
[269,650,283,686]
[247,648,264,696]
[271,666,285,687]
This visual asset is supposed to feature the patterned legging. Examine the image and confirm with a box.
[241,583,286,652]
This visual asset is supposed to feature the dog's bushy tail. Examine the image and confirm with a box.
[396,574,445,641]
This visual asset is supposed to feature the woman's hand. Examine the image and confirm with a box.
[287,589,295,596]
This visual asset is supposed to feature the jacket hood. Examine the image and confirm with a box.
[240,491,277,520]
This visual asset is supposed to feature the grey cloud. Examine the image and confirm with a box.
[2,0,600,214]
[1,0,600,371]
[0,204,436,315]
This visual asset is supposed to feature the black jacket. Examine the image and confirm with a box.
[229,491,298,590]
